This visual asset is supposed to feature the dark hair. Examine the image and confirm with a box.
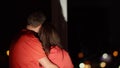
[27,11,46,27]
[39,23,62,54]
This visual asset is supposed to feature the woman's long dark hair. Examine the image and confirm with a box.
[39,23,62,54]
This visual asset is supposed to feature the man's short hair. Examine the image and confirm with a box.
[27,11,46,27]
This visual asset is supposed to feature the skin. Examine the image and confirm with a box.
[39,57,58,68]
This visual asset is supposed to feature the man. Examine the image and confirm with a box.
[9,11,58,68]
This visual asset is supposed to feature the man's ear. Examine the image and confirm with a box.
[38,25,42,29]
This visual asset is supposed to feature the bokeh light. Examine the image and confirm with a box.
[113,50,118,57]
[6,50,9,56]
[78,52,84,58]
[101,53,112,62]
[100,61,106,68]
[79,63,85,68]
[118,65,120,68]
[102,53,108,59]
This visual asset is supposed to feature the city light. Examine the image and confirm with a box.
[6,50,9,56]
[102,53,108,59]
[79,62,91,68]
[118,65,120,68]
[79,63,85,68]
[100,61,106,68]
[101,53,112,62]
[113,50,118,57]
[78,52,84,58]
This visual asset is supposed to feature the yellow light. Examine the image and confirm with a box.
[113,51,118,57]
[6,50,9,56]
[84,64,91,68]
[100,61,106,68]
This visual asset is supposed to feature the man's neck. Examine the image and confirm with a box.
[26,25,40,33]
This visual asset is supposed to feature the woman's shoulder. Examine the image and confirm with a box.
[50,46,62,53]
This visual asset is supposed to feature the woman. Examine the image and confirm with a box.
[39,23,74,68]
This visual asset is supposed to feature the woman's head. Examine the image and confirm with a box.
[39,23,62,54]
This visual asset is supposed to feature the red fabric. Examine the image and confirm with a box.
[48,46,74,68]
[9,29,46,68]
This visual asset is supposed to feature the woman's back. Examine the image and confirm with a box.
[48,46,74,68]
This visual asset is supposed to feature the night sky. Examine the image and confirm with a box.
[0,0,120,68]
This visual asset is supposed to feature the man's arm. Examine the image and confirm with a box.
[38,57,58,68]
[26,36,58,68]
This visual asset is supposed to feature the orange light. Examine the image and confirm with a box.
[78,52,84,58]
[113,51,118,57]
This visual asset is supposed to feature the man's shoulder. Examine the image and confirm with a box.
[20,29,35,37]
[20,32,35,40]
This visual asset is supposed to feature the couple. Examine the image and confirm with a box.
[9,11,74,68]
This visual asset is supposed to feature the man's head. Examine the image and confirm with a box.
[27,11,46,27]
[26,11,46,33]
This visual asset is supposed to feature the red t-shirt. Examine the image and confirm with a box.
[9,29,46,68]
[48,46,74,68]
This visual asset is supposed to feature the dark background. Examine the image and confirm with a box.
[68,0,120,68]
[0,0,120,68]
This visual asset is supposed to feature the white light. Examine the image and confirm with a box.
[118,65,120,68]
[102,53,108,59]
[79,63,85,68]
[59,0,67,22]
[101,53,112,62]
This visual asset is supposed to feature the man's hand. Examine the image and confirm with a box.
[39,57,59,68]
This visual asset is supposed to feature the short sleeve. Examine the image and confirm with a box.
[9,31,47,68]
[22,35,46,61]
